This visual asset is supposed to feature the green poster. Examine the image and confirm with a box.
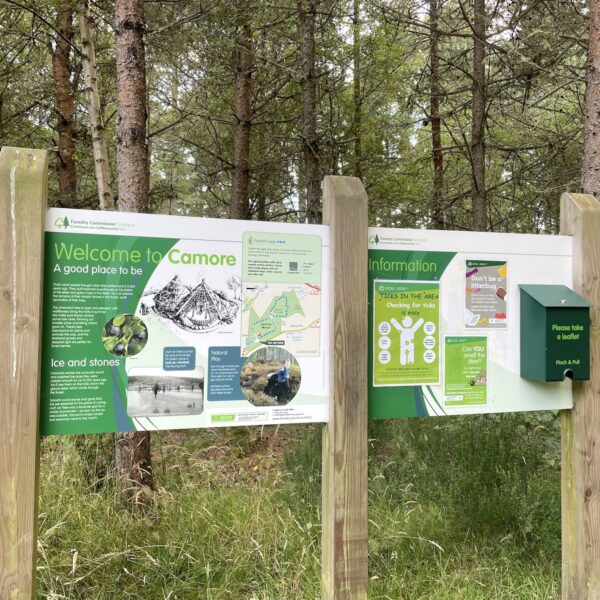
[444,336,487,406]
[41,231,178,434]
[373,280,440,386]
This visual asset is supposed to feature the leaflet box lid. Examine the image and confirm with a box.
[519,284,591,308]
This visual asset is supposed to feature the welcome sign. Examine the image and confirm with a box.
[41,209,330,435]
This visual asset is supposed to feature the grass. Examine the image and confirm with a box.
[37,414,561,599]
[239,388,282,406]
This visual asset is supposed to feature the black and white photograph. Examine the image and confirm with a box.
[126,368,204,417]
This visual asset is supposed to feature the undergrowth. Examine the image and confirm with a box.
[37,414,561,599]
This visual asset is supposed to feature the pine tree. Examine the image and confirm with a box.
[114,0,154,500]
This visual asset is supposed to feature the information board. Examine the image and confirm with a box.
[368,227,573,418]
[41,209,329,435]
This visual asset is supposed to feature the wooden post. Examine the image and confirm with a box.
[560,192,600,599]
[0,147,47,599]
[321,176,368,600]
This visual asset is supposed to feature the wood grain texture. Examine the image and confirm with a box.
[0,147,47,599]
[560,192,600,599]
[321,176,368,600]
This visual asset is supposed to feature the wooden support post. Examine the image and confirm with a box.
[321,176,368,600]
[560,192,600,599]
[0,147,47,599]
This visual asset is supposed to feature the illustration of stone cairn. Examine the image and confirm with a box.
[153,275,239,332]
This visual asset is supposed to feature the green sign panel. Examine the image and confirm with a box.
[444,336,487,406]
[373,280,440,386]
[41,232,177,434]
[368,248,455,419]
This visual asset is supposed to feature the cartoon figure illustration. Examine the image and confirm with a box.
[391,316,424,365]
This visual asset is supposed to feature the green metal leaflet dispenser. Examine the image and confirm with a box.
[520,284,591,382]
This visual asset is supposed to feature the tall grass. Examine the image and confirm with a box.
[366,413,561,599]
[37,414,561,599]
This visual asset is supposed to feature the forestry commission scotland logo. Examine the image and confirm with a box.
[54,216,69,229]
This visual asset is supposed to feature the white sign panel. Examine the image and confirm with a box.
[41,209,329,434]
[368,227,573,418]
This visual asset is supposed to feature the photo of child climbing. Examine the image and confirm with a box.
[239,347,301,406]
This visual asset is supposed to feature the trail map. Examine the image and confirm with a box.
[241,282,321,356]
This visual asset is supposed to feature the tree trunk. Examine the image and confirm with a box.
[471,0,487,231]
[80,0,114,210]
[230,3,252,220]
[169,159,178,215]
[50,0,77,207]
[114,0,154,498]
[257,177,267,221]
[298,0,321,224]
[352,0,362,180]
[115,430,154,496]
[430,0,444,229]
[169,71,179,215]
[115,0,149,213]
[582,0,600,196]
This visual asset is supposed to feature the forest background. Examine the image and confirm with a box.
[1,0,595,598]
